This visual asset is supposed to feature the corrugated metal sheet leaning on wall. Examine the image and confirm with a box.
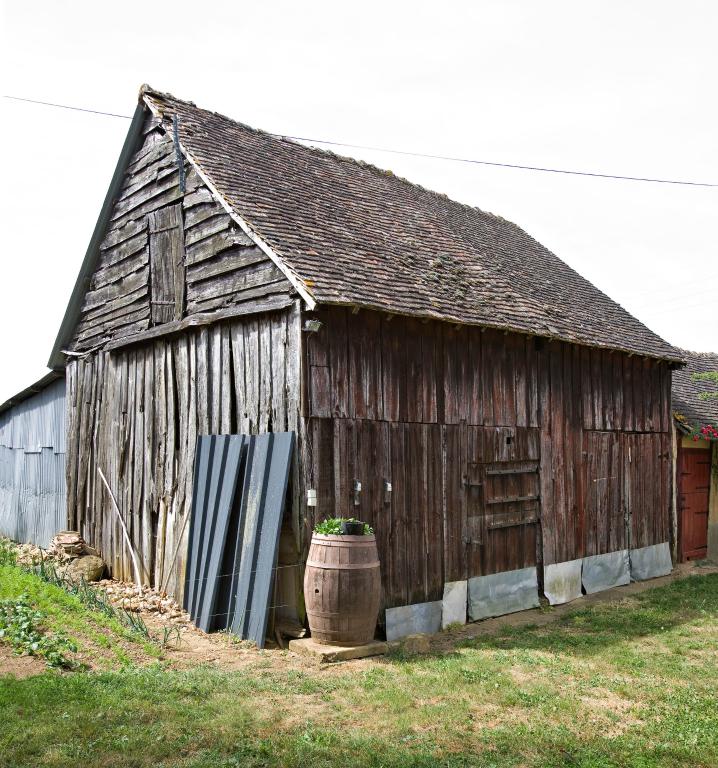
[0,372,67,547]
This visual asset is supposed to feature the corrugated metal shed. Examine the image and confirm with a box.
[0,373,66,547]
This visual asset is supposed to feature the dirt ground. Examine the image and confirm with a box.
[0,644,48,679]
[148,559,718,672]
[3,559,716,678]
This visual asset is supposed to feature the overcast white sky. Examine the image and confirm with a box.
[1,1,716,403]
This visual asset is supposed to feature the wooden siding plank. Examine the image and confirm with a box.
[442,423,466,583]
[388,422,408,608]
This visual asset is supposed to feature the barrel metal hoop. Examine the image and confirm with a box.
[306,609,373,620]
[306,560,380,570]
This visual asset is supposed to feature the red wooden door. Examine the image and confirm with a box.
[679,448,711,561]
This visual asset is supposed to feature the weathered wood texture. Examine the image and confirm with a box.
[70,115,292,352]
[302,307,672,609]
[65,304,303,600]
[305,308,670,430]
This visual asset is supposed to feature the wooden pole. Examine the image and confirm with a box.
[97,466,143,596]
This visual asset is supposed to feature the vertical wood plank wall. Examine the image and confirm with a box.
[303,307,672,610]
[65,304,303,599]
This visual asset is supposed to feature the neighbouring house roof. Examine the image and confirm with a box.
[672,350,718,429]
[0,371,64,417]
[49,85,683,367]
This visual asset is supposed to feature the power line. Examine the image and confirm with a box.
[630,285,717,310]
[281,134,718,188]
[4,93,718,188]
[629,276,718,299]
[4,94,133,119]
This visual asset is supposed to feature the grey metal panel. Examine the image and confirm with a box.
[231,432,294,646]
[468,567,539,620]
[385,600,442,641]
[0,374,66,549]
[441,580,467,628]
[0,378,66,453]
[194,436,233,628]
[630,542,672,581]
[0,447,18,542]
[184,435,213,617]
[184,432,294,647]
[0,446,65,548]
[582,550,630,594]
[197,436,247,632]
[183,435,247,631]
[544,559,583,605]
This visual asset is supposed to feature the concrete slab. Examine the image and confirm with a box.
[544,559,583,605]
[288,637,388,663]
[387,633,432,655]
[442,580,467,628]
[468,567,539,620]
[582,549,630,594]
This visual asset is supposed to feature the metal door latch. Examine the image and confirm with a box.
[353,479,362,507]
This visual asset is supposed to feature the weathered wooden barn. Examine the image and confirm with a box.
[672,350,718,563]
[0,372,66,547]
[49,86,683,634]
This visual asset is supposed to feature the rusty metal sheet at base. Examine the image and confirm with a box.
[468,567,539,620]
[385,600,442,641]
[441,580,467,628]
[630,542,672,581]
[582,550,630,594]
[543,559,583,605]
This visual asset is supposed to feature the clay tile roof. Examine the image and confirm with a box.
[141,86,682,361]
[672,350,718,425]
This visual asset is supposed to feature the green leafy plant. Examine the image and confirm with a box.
[0,538,17,567]
[314,517,373,535]
[0,593,78,669]
[160,626,183,648]
[692,370,718,400]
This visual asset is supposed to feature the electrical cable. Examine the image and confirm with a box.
[4,93,717,188]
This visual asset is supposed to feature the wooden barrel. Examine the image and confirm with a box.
[304,533,381,646]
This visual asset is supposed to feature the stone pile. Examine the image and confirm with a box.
[95,580,189,622]
[50,530,100,559]
[14,541,49,568]
[13,536,192,626]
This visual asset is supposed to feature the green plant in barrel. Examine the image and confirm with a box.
[314,517,373,536]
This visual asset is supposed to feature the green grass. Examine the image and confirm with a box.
[0,563,160,668]
[2,573,717,767]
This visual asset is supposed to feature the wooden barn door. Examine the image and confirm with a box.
[148,204,185,324]
[623,433,671,552]
[582,431,625,556]
[678,448,711,561]
[461,426,540,579]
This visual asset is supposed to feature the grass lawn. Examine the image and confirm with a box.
[1,558,717,768]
